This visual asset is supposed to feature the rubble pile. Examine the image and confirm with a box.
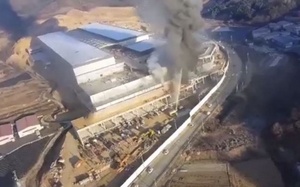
[194,128,256,152]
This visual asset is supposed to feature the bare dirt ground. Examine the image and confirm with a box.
[230,158,284,187]
[168,162,231,187]
[168,158,283,187]
[164,119,284,187]
[0,60,57,122]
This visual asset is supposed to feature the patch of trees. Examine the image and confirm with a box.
[207,0,300,23]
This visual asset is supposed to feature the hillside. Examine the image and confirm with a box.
[0,0,138,63]
[11,7,142,70]
[204,0,300,24]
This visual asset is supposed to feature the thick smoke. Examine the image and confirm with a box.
[137,0,204,108]
[147,50,168,85]
[0,0,28,40]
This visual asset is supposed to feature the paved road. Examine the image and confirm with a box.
[131,45,243,187]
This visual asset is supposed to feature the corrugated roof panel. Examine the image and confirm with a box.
[81,23,144,41]
[126,40,155,52]
[67,29,116,49]
[0,124,12,137]
[15,115,39,131]
[38,32,112,68]
[125,39,165,53]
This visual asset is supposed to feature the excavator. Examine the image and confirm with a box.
[140,129,157,141]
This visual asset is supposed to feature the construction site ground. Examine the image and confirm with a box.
[40,95,199,187]
[42,114,172,187]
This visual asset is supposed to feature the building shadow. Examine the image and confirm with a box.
[0,171,14,187]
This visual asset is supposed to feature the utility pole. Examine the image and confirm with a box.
[174,120,178,130]
[141,155,144,163]
[174,69,182,111]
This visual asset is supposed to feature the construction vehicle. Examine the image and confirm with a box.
[140,129,157,141]
[146,166,154,174]
[74,159,83,168]
[161,124,172,134]
[167,109,178,117]
[162,149,169,155]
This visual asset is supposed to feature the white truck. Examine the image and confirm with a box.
[161,124,172,134]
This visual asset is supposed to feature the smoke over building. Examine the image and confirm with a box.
[136,0,205,108]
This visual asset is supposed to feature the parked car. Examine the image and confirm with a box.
[146,166,153,174]
[206,103,212,108]
[162,149,169,155]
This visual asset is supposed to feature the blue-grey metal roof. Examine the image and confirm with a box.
[125,39,165,53]
[80,23,145,41]
[38,32,112,68]
[67,29,116,49]
[126,40,155,52]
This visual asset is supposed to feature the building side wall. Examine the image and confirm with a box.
[73,57,116,77]
[40,41,79,88]
[0,135,14,145]
[90,75,158,105]
[95,84,162,111]
[41,41,72,69]
[76,63,124,84]
[18,125,43,138]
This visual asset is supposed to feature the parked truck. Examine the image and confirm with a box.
[161,124,172,134]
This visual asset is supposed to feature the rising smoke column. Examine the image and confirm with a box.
[0,0,28,40]
[136,0,204,108]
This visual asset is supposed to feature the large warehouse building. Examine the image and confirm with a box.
[37,23,165,111]
[35,23,220,143]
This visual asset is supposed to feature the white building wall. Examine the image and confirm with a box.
[73,57,116,77]
[95,84,162,111]
[76,63,124,84]
[90,75,158,105]
[18,125,43,138]
[0,135,14,145]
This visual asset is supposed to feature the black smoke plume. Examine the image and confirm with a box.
[0,0,29,40]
